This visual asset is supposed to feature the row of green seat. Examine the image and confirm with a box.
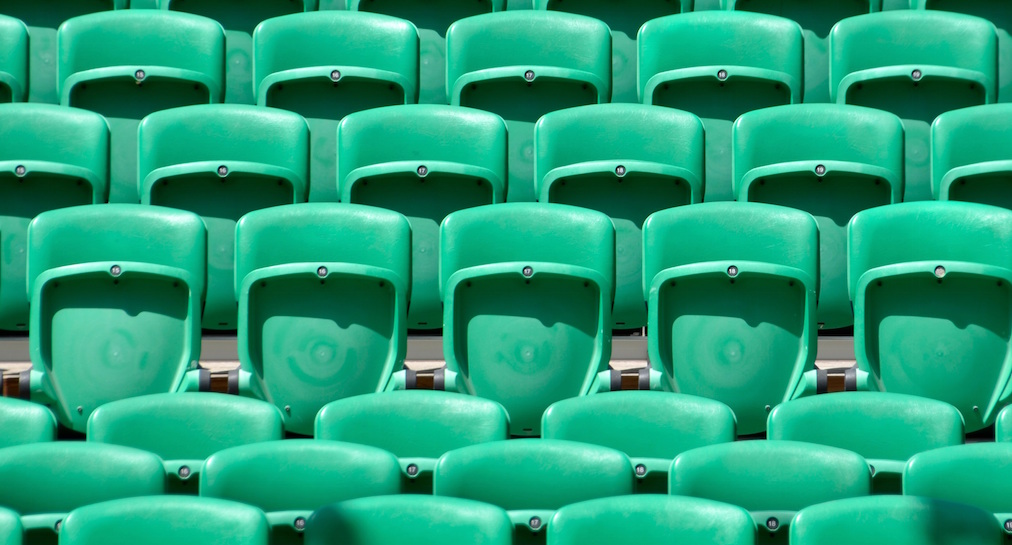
[0,389,979,494]
[0,494,1003,545]
[2,0,1008,105]
[9,198,1012,438]
[4,99,1012,335]
[0,9,1002,205]
[3,389,1012,544]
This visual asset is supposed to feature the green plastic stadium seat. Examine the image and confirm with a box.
[639,12,803,201]
[671,441,871,544]
[733,104,903,330]
[437,203,614,436]
[791,496,1003,545]
[916,0,1012,103]
[138,104,309,330]
[315,390,508,493]
[158,0,316,104]
[0,507,19,545]
[234,204,410,435]
[0,15,27,103]
[87,392,284,494]
[904,443,1012,530]
[447,12,611,202]
[58,10,225,203]
[434,439,634,542]
[830,11,997,201]
[26,205,206,432]
[534,0,688,103]
[200,440,402,545]
[996,404,1012,441]
[767,392,963,494]
[932,104,1012,206]
[548,495,756,545]
[723,0,878,103]
[0,397,56,448]
[0,443,164,545]
[253,11,418,202]
[337,105,506,330]
[535,104,703,329]
[642,202,818,435]
[541,391,735,494]
[348,0,503,104]
[60,496,270,545]
[307,496,513,545]
[0,104,108,331]
[849,201,1012,432]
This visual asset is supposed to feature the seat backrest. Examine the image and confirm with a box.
[440,203,614,436]
[548,495,756,545]
[138,104,308,200]
[315,390,508,491]
[733,104,903,201]
[932,103,1012,205]
[638,11,803,110]
[790,496,1003,545]
[0,398,56,449]
[234,203,410,435]
[904,443,1012,525]
[732,103,903,330]
[0,103,108,332]
[446,11,611,107]
[0,507,19,545]
[307,495,513,545]
[252,11,418,110]
[58,10,225,106]
[138,104,309,330]
[671,441,871,541]
[724,0,873,37]
[0,15,28,103]
[848,201,1012,431]
[542,391,735,492]
[829,11,997,110]
[60,496,270,545]
[434,439,633,535]
[0,443,164,539]
[337,104,507,330]
[27,204,206,432]
[768,391,963,492]
[535,104,703,329]
[87,392,284,490]
[200,440,401,544]
[642,202,818,434]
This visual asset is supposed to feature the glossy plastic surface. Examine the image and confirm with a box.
[932,104,1012,206]
[0,397,56,448]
